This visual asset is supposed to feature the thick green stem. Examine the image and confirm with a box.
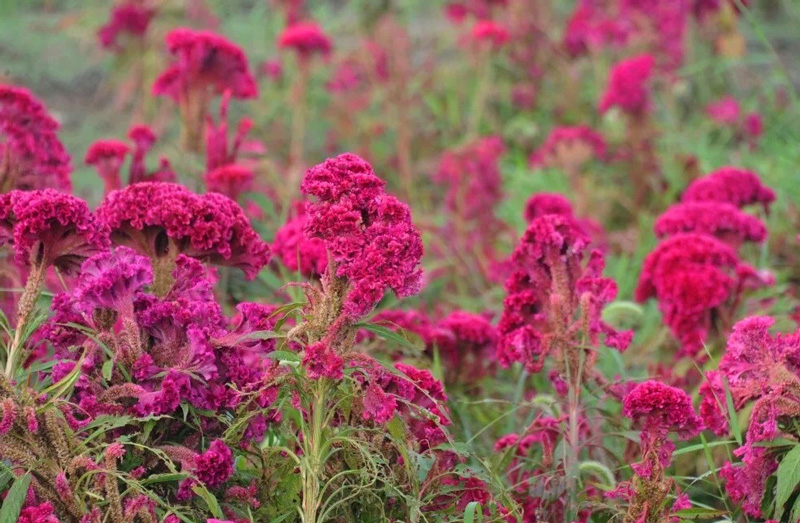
[302,379,328,523]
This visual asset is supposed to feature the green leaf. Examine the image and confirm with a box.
[234,330,284,344]
[356,322,421,352]
[266,350,302,363]
[670,508,726,519]
[0,472,31,523]
[775,445,800,518]
[464,501,483,523]
[139,472,188,486]
[102,358,113,381]
[192,483,223,518]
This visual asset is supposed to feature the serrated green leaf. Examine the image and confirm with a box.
[775,445,800,518]
[0,472,31,523]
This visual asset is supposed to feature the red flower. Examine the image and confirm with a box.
[682,167,776,212]
[85,139,130,194]
[654,201,767,246]
[598,54,655,114]
[98,1,155,50]
[469,20,510,48]
[277,22,333,58]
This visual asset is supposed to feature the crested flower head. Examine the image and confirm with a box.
[205,164,253,201]
[205,90,255,172]
[271,203,327,278]
[0,84,72,192]
[682,167,776,212]
[85,139,130,193]
[523,193,575,222]
[98,182,270,279]
[194,440,234,488]
[706,95,741,125]
[73,246,153,317]
[434,310,498,382]
[623,380,703,439]
[0,189,109,273]
[278,22,333,58]
[598,54,655,114]
[98,1,155,50]
[529,125,606,170]
[153,28,258,101]
[127,124,174,184]
[563,0,629,57]
[469,20,510,48]
[635,233,755,357]
[654,201,767,246]
[301,153,423,318]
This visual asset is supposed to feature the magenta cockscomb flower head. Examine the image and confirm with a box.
[98,1,155,50]
[654,202,767,247]
[85,139,130,194]
[277,22,333,59]
[195,440,234,488]
[598,54,655,115]
[682,167,776,212]
[635,233,755,358]
[205,90,255,172]
[706,95,741,125]
[523,193,574,222]
[563,0,629,57]
[529,125,607,170]
[497,215,630,373]
[18,502,60,523]
[98,182,270,279]
[128,124,174,184]
[445,0,508,23]
[0,84,71,192]
[302,153,423,318]
[205,164,253,201]
[73,246,152,318]
[153,28,258,101]
[0,190,109,273]
[469,20,510,48]
[272,203,327,278]
[302,341,344,379]
[433,310,498,382]
[720,447,777,518]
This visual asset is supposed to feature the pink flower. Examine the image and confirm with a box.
[271,203,327,278]
[635,233,755,358]
[205,164,253,201]
[563,0,629,57]
[261,58,284,81]
[302,341,344,380]
[523,193,574,222]
[205,91,255,172]
[97,1,155,50]
[0,398,16,434]
[98,182,270,279]
[18,502,60,523]
[706,96,741,125]
[682,167,776,212]
[362,382,397,423]
[623,380,703,439]
[720,447,777,518]
[153,28,258,101]
[0,190,109,273]
[469,20,509,48]
[73,246,152,317]
[433,311,498,382]
[195,440,234,488]
[106,442,126,459]
[598,54,655,114]
[529,125,606,168]
[84,139,130,194]
[0,84,72,192]
[743,112,763,139]
[654,201,767,246]
[302,154,423,318]
[278,22,333,58]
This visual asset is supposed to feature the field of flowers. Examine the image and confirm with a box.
[2,0,800,521]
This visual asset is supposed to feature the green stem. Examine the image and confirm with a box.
[302,378,328,523]
[5,261,45,378]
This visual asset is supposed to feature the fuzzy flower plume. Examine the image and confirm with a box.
[98,1,155,50]
[272,202,327,278]
[497,214,631,373]
[0,189,109,273]
[278,22,333,58]
[699,316,800,516]
[153,28,258,101]
[301,153,423,318]
[529,125,606,170]
[598,54,655,115]
[682,167,776,212]
[654,201,767,246]
[635,233,757,358]
[205,90,255,173]
[85,139,130,194]
[97,182,270,279]
[0,84,72,192]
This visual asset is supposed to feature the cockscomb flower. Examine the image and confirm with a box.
[563,0,629,57]
[682,167,776,212]
[18,502,60,523]
[598,54,655,114]
[301,153,423,318]
[97,182,270,280]
[654,202,767,246]
[195,440,234,488]
[73,247,152,318]
[97,1,155,50]
[529,125,606,171]
[445,0,508,23]
[0,84,72,192]
[720,447,777,518]
[433,311,497,382]
[277,22,333,58]
[0,189,109,273]
[635,233,755,358]
[623,380,703,442]
[706,95,741,125]
[271,203,327,278]
[153,28,258,101]
[205,91,255,172]
[523,193,574,222]
[84,139,130,194]
[205,164,253,201]
[469,20,510,48]
[497,215,631,373]
[128,124,174,184]
[302,341,344,379]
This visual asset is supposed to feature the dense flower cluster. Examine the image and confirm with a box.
[97,182,270,279]
[277,22,333,58]
[598,54,655,114]
[271,202,327,278]
[469,20,510,48]
[497,214,631,374]
[682,166,776,212]
[529,125,606,169]
[0,84,71,192]
[301,153,423,318]
[97,1,155,50]
[654,201,767,246]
